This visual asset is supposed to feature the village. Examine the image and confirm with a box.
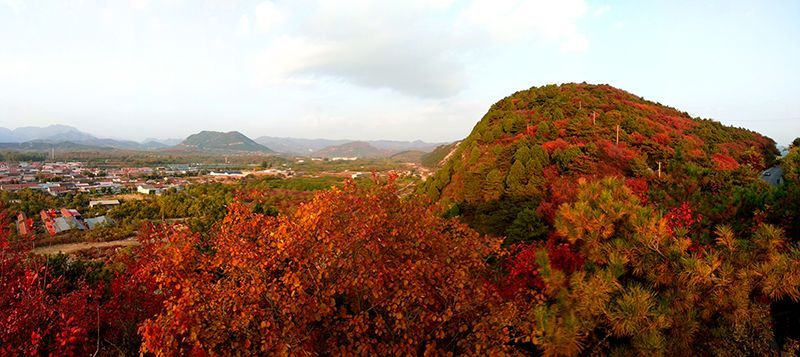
[2,160,297,238]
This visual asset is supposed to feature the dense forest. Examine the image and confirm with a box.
[2,84,799,355]
[421,84,779,239]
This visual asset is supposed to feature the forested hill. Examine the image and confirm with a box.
[176,131,272,153]
[421,83,779,240]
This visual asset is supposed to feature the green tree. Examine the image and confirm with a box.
[505,207,548,246]
[505,160,528,196]
[484,169,505,201]
[514,144,532,164]
[504,178,800,355]
[537,121,555,140]
[529,146,549,173]
[468,143,481,165]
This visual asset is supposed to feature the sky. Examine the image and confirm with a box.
[0,0,798,145]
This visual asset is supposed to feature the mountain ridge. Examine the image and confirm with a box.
[313,141,391,158]
[255,136,444,155]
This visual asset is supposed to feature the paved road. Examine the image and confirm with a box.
[760,166,784,186]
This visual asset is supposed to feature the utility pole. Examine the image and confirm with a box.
[616,125,620,145]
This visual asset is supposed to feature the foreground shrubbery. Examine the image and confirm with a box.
[1,176,799,354]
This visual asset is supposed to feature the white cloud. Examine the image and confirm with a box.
[0,0,24,14]
[238,15,250,36]
[130,0,151,10]
[593,4,611,17]
[0,58,32,80]
[247,0,590,97]
[252,36,336,84]
[254,1,284,33]
[457,0,589,52]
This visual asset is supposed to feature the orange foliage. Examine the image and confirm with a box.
[653,133,672,146]
[688,149,706,159]
[138,180,506,355]
[629,132,646,144]
[685,134,705,147]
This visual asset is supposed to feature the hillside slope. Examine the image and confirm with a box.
[420,141,460,168]
[421,83,778,240]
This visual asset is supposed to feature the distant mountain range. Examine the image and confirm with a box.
[312,141,391,158]
[255,136,442,155]
[143,137,183,147]
[0,125,175,151]
[0,125,446,158]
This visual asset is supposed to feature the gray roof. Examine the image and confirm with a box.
[53,217,73,233]
[86,216,113,229]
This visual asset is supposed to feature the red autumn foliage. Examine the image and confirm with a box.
[0,227,99,355]
[712,154,740,171]
[0,207,165,355]
[665,202,702,237]
[629,131,646,144]
[100,249,165,352]
[546,242,585,274]
[500,244,545,299]
[653,133,672,146]
[598,140,638,163]
[688,149,706,159]
[537,172,581,222]
[659,114,698,132]
[542,139,570,153]
[625,177,649,203]
[500,241,584,299]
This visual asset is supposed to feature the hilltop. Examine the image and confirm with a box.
[176,131,272,153]
[421,83,779,239]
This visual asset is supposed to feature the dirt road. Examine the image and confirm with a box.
[33,239,140,255]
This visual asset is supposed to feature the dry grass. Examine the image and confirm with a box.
[96,193,145,201]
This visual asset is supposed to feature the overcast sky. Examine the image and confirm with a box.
[0,0,798,144]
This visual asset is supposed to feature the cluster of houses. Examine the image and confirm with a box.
[0,161,189,196]
[15,201,121,238]
[37,208,113,236]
